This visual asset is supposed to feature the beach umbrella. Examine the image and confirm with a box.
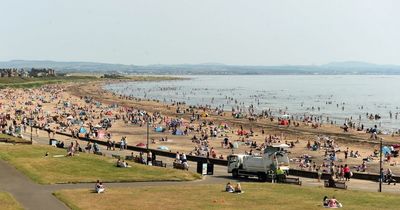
[158,146,169,151]
[79,127,87,134]
[155,126,164,132]
[382,146,391,156]
[136,143,146,147]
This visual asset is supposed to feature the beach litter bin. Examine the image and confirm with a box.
[49,139,58,146]
[196,161,214,175]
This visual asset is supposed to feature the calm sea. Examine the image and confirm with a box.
[104,75,400,132]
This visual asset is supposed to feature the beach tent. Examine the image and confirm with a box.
[237,130,248,136]
[63,101,70,107]
[79,127,87,134]
[234,113,242,118]
[155,126,165,132]
[158,146,169,151]
[201,112,209,117]
[66,116,74,120]
[173,129,184,135]
[279,119,289,126]
[71,119,82,125]
[136,143,146,147]
[382,146,391,156]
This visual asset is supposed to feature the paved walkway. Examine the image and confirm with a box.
[1,132,400,210]
[0,160,69,210]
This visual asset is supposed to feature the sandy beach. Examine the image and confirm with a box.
[1,80,400,175]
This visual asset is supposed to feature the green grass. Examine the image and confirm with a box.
[0,76,99,88]
[54,183,400,210]
[0,145,200,184]
[0,133,31,144]
[0,75,185,89]
[0,192,23,210]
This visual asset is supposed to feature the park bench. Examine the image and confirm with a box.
[173,162,188,170]
[94,151,103,156]
[324,180,347,189]
[152,160,167,168]
[125,156,145,164]
[270,175,302,185]
[0,138,10,143]
[125,155,134,161]
[282,177,302,185]
[111,154,121,159]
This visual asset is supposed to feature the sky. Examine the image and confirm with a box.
[1,0,399,66]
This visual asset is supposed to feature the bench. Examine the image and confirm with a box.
[173,162,188,170]
[125,156,133,161]
[0,138,10,142]
[111,154,121,159]
[152,160,167,168]
[324,180,347,189]
[270,175,302,185]
[125,156,145,164]
[94,151,103,156]
[283,177,302,185]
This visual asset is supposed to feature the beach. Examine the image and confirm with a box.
[1,78,399,176]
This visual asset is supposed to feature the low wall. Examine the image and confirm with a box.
[40,127,398,182]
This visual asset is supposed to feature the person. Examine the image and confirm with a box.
[385,168,396,185]
[147,151,152,165]
[328,196,342,208]
[95,180,105,193]
[234,183,242,193]
[67,142,75,156]
[116,158,129,168]
[323,196,329,207]
[276,167,286,183]
[182,161,189,170]
[120,137,125,151]
[343,164,351,181]
[225,182,234,193]
[181,153,187,163]
[328,175,336,188]
[317,166,322,182]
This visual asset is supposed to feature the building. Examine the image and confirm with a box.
[0,68,56,78]
[29,68,56,77]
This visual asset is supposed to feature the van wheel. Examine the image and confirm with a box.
[232,169,239,178]
[258,173,267,182]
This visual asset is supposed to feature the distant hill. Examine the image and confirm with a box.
[1,60,400,75]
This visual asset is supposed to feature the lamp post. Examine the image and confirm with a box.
[379,137,383,192]
[30,112,33,144]
[146,116,150,152]
[146,115,151,165]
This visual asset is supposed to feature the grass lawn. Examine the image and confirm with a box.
[0,133,31,144]
[0,145,200,184]
[0,192,23,210]
[0,76,101,88]
[0,75,184,89]
[54,183,400,210]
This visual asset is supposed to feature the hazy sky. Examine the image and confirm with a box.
[1,0,399,65]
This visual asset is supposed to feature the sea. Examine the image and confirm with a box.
[104,75,400,132]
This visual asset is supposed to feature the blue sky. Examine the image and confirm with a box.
[1,0,399,65]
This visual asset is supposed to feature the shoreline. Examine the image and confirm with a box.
[1,77,399,175]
